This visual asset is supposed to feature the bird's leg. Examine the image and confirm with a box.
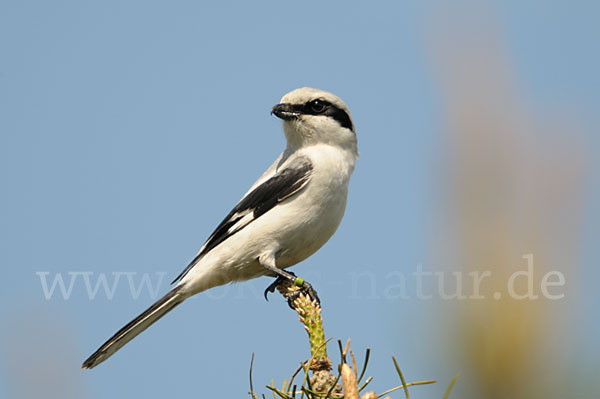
[260,255,320,308]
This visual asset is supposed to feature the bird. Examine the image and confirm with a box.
[82,87,358,369]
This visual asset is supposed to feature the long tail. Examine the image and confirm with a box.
[82,285,186,369]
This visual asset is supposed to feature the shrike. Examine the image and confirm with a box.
[82,87,358,369]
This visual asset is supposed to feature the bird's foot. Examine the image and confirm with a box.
[286,278,321,308]
[264,272,320,309]
[263,272,296,301]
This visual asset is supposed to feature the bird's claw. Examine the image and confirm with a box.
[263,273,295,301]
[264,272,321,309]
[286,280,321,309]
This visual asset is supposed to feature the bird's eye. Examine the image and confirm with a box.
[309,99,326,113]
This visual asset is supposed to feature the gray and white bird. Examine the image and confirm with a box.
[82,87,358,369]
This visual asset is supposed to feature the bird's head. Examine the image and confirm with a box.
[271,87,357,157]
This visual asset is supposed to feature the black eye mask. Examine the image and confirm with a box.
[299,99,354,131]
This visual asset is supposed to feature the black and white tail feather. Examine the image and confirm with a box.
[82,286,185,369]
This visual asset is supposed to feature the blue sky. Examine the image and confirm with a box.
[1,1,598,398]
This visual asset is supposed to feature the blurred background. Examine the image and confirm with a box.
[1,1,598,398]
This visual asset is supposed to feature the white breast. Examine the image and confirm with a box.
[271,144,355,267]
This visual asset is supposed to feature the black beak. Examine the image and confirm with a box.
[271,103,299,120]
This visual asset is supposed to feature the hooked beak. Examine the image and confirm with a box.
[271,103,300,121]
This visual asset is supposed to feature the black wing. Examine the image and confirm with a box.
[171,157,313,284]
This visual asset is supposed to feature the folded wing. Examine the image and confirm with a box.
[171,156,313,284]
